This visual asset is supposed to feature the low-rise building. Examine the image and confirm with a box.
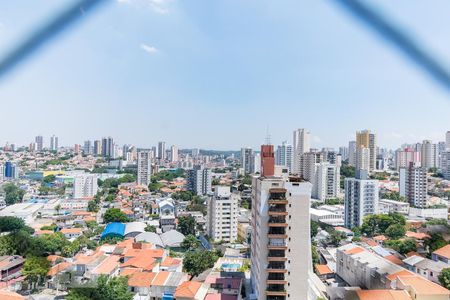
[378,199,410,215]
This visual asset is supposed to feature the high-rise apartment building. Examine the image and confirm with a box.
[187,165,212,195]
[293,128,311,175]
[73,174,98,198]
[355,146,370,172]
[275,141,293,172]
[137,151,152,187]
[339,146,349,161]
[348,141,356,166]
[344,171,379,228]
[442,151,450,180]
[313,162,340,201]
[421,140,437,170]
[4,161,19,179]
[158,141,166,160]
[170,145,178,162]
[301,151,323,181]
[395,148,421,170]
[83,140,92,155]
[356,130,376,171]
[241,147,255,174]
[401,162,428,208]
[207,186,239,243]
[101,137,114,158]
[93,140,101,156]
[250,168,314,299]
[50,135,58,151]
[35,135,43,151]
[446,131,450,150]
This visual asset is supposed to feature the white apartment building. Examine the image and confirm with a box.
[355,146,370,172]
[137,151,152,186]
[275,141,293,172]
[73,174,98,198]
[401,162,428,208]
[170,145,178,162]
[395,148,421,170]
[207,186,239,242]
[421,140,438,169]
[250,173,314,300]
[348,141,356,167]
[312,162,340,201]
[378,199,410,215]
[293,128,311,175]
[301,151,323,181]
[344,171,379,228]
[441,151,450,180]
[446,131,450,150]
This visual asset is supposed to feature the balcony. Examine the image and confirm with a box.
[268,205,287,216]
[266,284,287,297]
[268,249,287,262]
[268,241,287,250]
[268,227,287,239]
[267,273,287,285]
[268,216,288,227]
[267,262,287,273]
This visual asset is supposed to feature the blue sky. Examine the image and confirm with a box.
[0,0,449,150]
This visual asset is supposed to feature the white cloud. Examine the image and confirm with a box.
[140,43,159,54]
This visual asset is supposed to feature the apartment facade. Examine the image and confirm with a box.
[207,186,239,242]
[137,151,152,187]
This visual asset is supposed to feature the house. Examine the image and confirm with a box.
[432,244,450,264]
[0,290,25,300]
[90,255,121,279]
[73,250,106,277]
[128,271,156,297]
[403,255,447,284]
[149,271,188,299]
[60,228,83,239]
[315,264,334,281]
[0,256,24,281]
[175,281,208,300]
[160,257,183,272]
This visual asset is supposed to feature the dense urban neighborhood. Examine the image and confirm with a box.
[0,130,449,299]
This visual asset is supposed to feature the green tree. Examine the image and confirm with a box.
[360,213,406,236]
[385,224,406,239]
[424,233,447,253]
[439,268,450,289]
[66,275,132,300]
[181,235,200,250]
[3,183,25,205]
[329,230,346,246]
[311,220,319,238]
[43,174,56,183]
[0,216,26,232]
[144,225,156,233]
[23,256,50,290]
[177,216,196,236]
[384,239,417,255]
[103,208,129,223]
[183,250,218,278]
[33,232,70,255]
[87,200,99,212]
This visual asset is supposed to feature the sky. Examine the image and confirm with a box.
[0,0,449,150]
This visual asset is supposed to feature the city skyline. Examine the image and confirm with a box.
[0,1,449,149]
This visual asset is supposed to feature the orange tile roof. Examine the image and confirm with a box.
[47,255,63,264]
[344,246,365,255]
[356,290,411,300]
[47,262,72,277]
[386,270,414,281]
[398,274,450,295]
[406,251,420,257]
[373,235,387,241]
[152,271,170,286]
[433,244,450,259]
[74,250,104,265]
[121,255,156,271]
[405,231,430,240]
[384,255,403,266]
[60,228,82,234]
[315,264,333,275]
[92,255,120,275]
[175,281,202,298]
[73,211,91,216]
[0,290,25,300]
[120,268,143,277]
[128,271,156,287]
[161,257,182,267]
